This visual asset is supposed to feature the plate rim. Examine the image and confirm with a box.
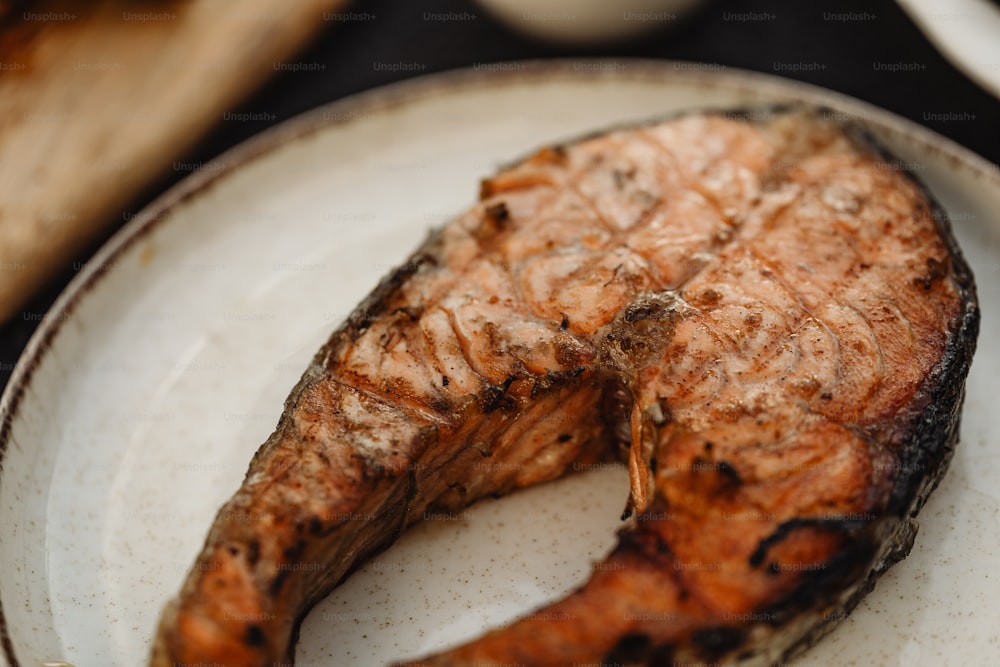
[1,57,998,667]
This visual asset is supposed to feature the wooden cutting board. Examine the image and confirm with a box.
[0,0,347,324]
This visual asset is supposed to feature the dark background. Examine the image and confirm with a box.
[2,0,999,395]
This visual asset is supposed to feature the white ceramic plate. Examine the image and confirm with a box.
[1,61,999,667]
[898,0,1000,99]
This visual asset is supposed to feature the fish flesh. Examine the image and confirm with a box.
[151,106,978,666]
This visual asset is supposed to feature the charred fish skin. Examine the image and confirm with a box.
[151,105,978,667]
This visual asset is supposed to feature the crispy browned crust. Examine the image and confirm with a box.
[152,105,979,667]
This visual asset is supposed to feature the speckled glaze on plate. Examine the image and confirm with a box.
[1,60,998,667]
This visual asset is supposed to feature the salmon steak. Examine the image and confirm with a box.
[152,106,978,666]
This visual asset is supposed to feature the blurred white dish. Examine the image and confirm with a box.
[472,0,704,43]
[898,0,1000,98]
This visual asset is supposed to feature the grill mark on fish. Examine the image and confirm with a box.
[151,106,979,667]
[692,626,751,663]
[747,517,871,569]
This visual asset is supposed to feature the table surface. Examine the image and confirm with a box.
[2,0,998,394]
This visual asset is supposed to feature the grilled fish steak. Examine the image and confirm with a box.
[152,107,978,667]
